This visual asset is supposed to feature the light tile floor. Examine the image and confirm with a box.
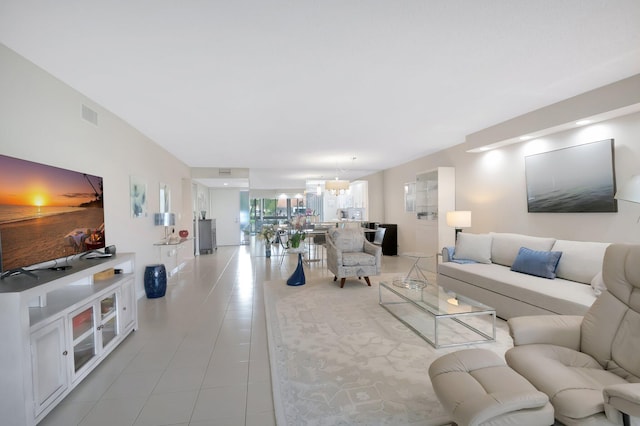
[39,240,420,426]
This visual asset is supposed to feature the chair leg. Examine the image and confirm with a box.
[333,276,337,281]
[340,278,346,288]
[364,277,371,286]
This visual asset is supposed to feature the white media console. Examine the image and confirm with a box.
[0,253,137,426]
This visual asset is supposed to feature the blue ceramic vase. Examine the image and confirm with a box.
[144,264,167,298]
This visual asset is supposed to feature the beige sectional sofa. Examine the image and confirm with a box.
[437,232,610,319]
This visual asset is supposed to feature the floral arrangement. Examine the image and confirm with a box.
[289,215,307,248]
[258,224,276,243]
[290,215,307,230]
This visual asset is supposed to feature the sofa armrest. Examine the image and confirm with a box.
[441,246,454,262]
[508,315,583,350]
[364,239,382,262]
[604,383,640,423]
[326,237,342,270]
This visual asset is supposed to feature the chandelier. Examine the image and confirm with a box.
[325,178,350,195]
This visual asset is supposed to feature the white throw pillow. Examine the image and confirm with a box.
[490,233,556,267]
[552,240,610,284]
[591,271,607,296]
[453,233,492,264]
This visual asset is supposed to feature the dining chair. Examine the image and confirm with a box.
[278,230,290,266]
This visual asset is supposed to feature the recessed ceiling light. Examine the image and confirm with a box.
[576,120,592,126]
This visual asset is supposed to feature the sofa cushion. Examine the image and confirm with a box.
[510,247,563,279]
[429,348,554,426]
[437,262,596,315]
[552,240,610,284]
[591,272,606,296]
[490,233,556,267]
[342,252,375,267]
[328,228,364,252]
[453,233,492,263]
[506,344,628,420]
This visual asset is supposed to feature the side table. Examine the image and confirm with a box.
[401,252,433,282]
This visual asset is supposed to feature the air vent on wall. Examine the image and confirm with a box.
[218,168,232,176]
[82,104,98,125]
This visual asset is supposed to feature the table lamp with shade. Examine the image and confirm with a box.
[446,211,472,240]
[154,212,176,241]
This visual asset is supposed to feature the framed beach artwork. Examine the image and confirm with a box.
[130,176,147,218]
[525,139,617,213]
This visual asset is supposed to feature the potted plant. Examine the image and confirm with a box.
[289,215,307,248]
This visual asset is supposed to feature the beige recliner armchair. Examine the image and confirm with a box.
[326,227,381,288]
[506,244,640,426]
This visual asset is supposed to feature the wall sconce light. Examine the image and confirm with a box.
[446,211,472,240]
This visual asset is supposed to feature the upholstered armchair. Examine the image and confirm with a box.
[506,244,640,426]
[326,227,382,288]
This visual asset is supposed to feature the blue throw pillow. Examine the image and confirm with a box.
[510,247,563,279]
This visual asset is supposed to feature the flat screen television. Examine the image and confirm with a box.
[0,154,105,277]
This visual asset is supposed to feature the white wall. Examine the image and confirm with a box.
[0,44,193,297]
[364,111,640,254]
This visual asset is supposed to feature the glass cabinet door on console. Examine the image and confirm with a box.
[69,292,120,380]
[70,305,97,377]
[99,292,118,350]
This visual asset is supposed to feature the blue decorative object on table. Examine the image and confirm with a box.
[144,264,167,298]
[286,252,306,286]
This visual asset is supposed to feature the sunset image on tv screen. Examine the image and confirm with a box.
[0,154,105,272]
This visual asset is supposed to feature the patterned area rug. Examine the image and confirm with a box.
[264,274,514,426]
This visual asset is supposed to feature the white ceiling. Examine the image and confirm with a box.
[1,1,640,189]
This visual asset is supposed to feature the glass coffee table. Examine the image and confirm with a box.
[379,278,496,348]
